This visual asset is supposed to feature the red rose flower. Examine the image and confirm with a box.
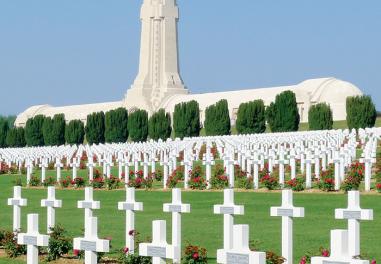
[193,252,199,260]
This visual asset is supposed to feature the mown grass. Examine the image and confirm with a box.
[0,171,381,263]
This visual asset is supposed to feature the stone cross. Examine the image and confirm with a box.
[117,153,125,179]
[304,153,314,189]
[217,224,266,264]
[87,158,95,181]
[7,186,27,232]
[39,158,48,182]
[202,152,215,189]
[335,191,373,257]
[118,187,143,254]
[180,155,192,189]
[17,214,49,264]
[150,152,157,174]
[70,158,80,179]
[123,157,132,183]
[311,229,369,264]
[78,187,100,230]
[288,149,297,180]
[270,190,305,264]
[359,154,376,192]
[274,152,289,187]
[139,220,179,264]
[163,188,190,263]
[332,151,341,190]
[141,153,150,179]
[214,189,244,250]
[26,159,33,185]
[312,149,321,179]
[73,216,110,264]
[225,154,237,188]
[160,154,170,189]
[54,158,63,183]
[250,153,261,189]
[40,186,62,234]
[133,153,140,173]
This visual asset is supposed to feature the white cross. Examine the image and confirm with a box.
[250,153,261,189]
[7,186,27,232]
[312,150,321,179]
[163,188,190,263]
[73,216,110,264]
[87,159,95,181]
[335,191,373,257]
[274,152,289,187]
[160,155,170,189]
[17,214,49,264]
[39,159,48,182]
[77,187,100,230]
[214,189,244,250]
[40,186,62,234]
[288,150,297,180]
[304,153,314,189]
[118,187,143,254]
[26,159,33,185]
[139,220,179,264]
[217,224,266,264]
[202,152,215,189]
[270,190,304,264]
[180,156,193,189]
[141,153,150,179]
[70,158,80,179]
[54,158,63,183]
[150,152,157,174]
[117,153,125,179]
[311,229,369,264]
[359,155,376,191]
[332,151,341,190]
[225,154,237,188]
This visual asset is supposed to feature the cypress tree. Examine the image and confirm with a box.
[266,90,300,132]
[85,112,105,145]
[0,117,9,148]
[128,109,148,142]
[6,127,26,147]
[105,107,128,143]
[204,99,231,136]
[65,120,85,145]
[42,116,54,146]
[346,95,377,129]
[51,114,65,146]
[25,115,45,146]
[308,103,333,130]
[173,100,200,139]
[148,109,172,141]
[236,100,266,134]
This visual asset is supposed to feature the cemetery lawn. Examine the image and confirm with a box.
[0,175,381,263]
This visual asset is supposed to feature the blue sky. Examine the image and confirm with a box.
[0,0,380,116]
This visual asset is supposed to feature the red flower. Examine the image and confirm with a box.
[376,183,381,190]
[123,247,129,253]
[371,260,376,264]
[192,252,199,260]
[322,249,329,257]
[129,230,135,236]
[73,249,80,256]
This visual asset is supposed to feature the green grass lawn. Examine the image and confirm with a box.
[0,172,381,263]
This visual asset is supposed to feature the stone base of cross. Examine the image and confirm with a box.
[217,224,266,264]
[18,214,49,264]
[73,216,110,264]
[311,229,369,264]
[139,220,179,264]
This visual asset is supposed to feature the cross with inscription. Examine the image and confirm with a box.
[359,154,376,192]
[214,189,244,250]
[304,153,314,189]
[17,214,49,264]
[117,187,143,254]
[334,191,373,257]
[39,158,48,182]
[332,151,341,190]
[54,157,63,182]
[73,216,110,264]
[163,188,190,263]
[87,158,95,181]
[41,186,62,234]
[139,220,179,264]
[311,229,369,264]
[180,154,193,189]
[270,190,305,264]
[26,159,33,185]
[141,153,150,179]
[77,187,100,230]
[70,158,80,179]
[274,151,289,187]
[7,186,27,232]
[217,224,266,264]
[203,152,215,189]
[160,154,170,189]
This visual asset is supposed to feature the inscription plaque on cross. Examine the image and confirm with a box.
[217,225,266,264]
[7,186,27,232]
[163,188,190,263]
[17,214,49,264]
[40,186,62,234]
[214,189,244,250]
[117,187,143,254]
[139,220,179,264]
[334,191,373,257]
[270,190,304,264]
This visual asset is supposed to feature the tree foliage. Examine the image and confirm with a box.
[346,95,377,130]
[128,109,148,142]
[0,117,9,148]
[148,109,172,141]
[204,99,231,136]
[105,108,128,143]
[42,116,54,146]
[85,112,105,145]
[173,100,201,139]
[6,127,26,147]
[236,100,266,134]
[308,103,333,130]
[25,115,45,146]
[266,90,300,132]
[65,120,85,145]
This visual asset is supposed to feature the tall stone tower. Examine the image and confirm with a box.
[124,0,188,113]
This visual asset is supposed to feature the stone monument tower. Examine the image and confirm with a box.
[124,0,188,113]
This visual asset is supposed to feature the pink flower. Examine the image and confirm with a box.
[371,260,376,264]
[322,249,329,257]
[193,252,199,260]
[73,249,80,256]
[124,247,129,253]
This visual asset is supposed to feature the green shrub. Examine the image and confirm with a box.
[148,109,172,141]
[105,107,128,143]
[43,176,56,187]
[346,95,377,129]
[65,120,85,145]
[236,100,266,134]
[6,127,26,147]
[85,112,105,145]
[238,176,254,189]
[25,115,45,146]
[29,176,41,186]
[204,99,231,136]
[47,225,73,261]
[308,103,333,130]
[266,91,300,132]
[173,100,201,139]
[3,230,27,258]
[128,109,148,142]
